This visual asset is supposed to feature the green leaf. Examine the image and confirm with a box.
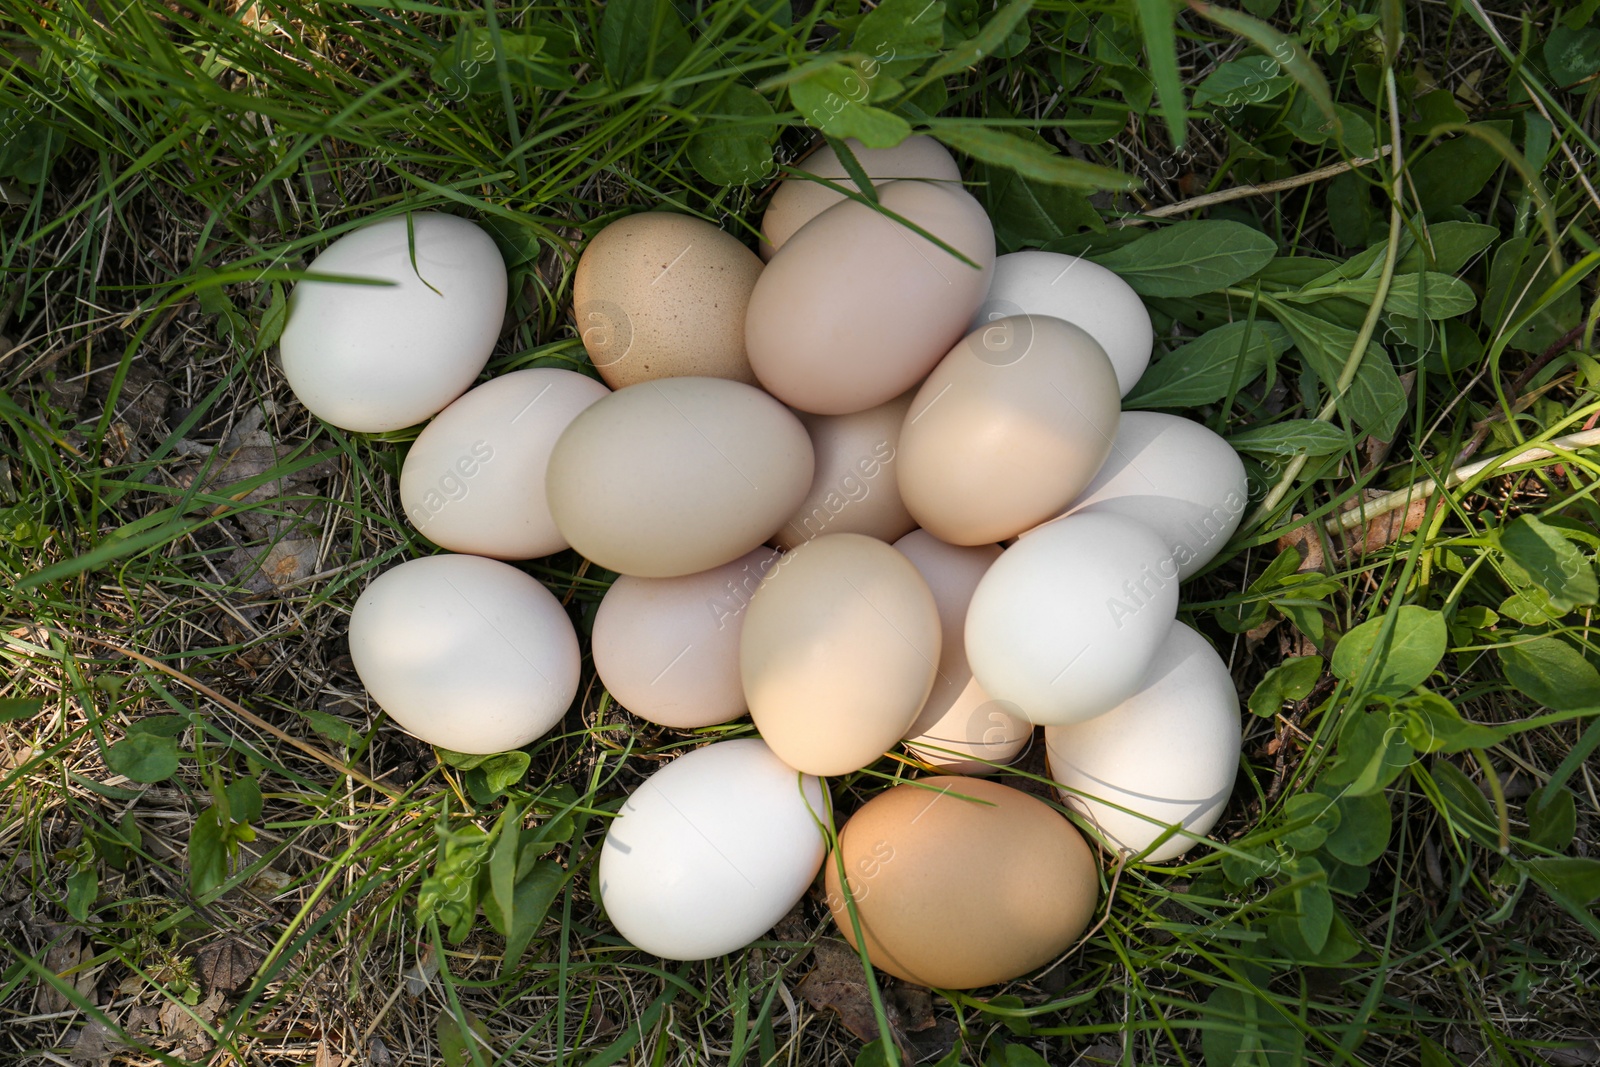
[431,28,560,95]
[688,85,777,187]
[1125,320,1291,409]
[1092,221,1276,298]
[1226,419,1348,457]
[1497,638,1600,711]
[1322,709,1412,795]
[1482,235,1583,355]
[500,859,565,965]
[853,0,945,79]
[1190,2,1335,127]
[1395,221,1498,274]
[1398,691,1506,754]
[1321,790,1391,865]
[1283,793,1337,851]
[1331,605,1447,697]
[474,750,531,796]
[922,0,1034,79]
[0,698,45,723]
[188,806,230,897]
[126,715,189,738]
[1248,655,1325,717]
[928,123,1134,190]
[1545,26,1600,87]
[1527,787,1577,851]
[436,1010,489,1067]
[1430,759,1500,849]
[1133,0,1185,146]
[1268,300,1406,441]
[598,0,691,87]
[980,160,1103,251]
[1409,129,1504,210]
[1379,273,1477,320]
[1500,515,1599,611]
[1295,878,1333,953]
[1523,857,1600,907]
[488,804,521,938]
[1327,170,1381,248]
[258,283,288,350]
[301,708,359,748]
[226,777,263,824]
[1201,984,1307,1066]
[1191,53,1292,111]
[106,733,181,784]
[791,61,910,148]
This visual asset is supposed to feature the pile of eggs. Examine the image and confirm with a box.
[277,136,1248,990]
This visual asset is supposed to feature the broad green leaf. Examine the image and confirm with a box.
[1296,877,1333,953]
[1092,221,1276,298]
[928,124,1134,189]
[1125,321,1291,409]
[1134,0,1185,146]
[106,733,180,783]
[1409,128,1504,209]
[1545,26,1600,87]
[504,859,566,964]
[1283,792,1337,851]
[1267,906,1362,967]
[1527,787,1577,851]
[1482,235,1582,354]
[1327,170,1381,248]
[1331,605,1447,696]
[65,864,97,921]
[436,1011,490,1067]
[188,806,230,897]
[1322,790,1391,865]
[1398,691,1506,754]
[1248,655,1325,717]
[0,698,44,723]
[598,0,691,88]
[1497,638,1600,711]
[1190,2,1335,126]
[1499,586,1563,625]
[1523,857,1600,907]
[258,283,288,350]
[226,777,263,824]
[1191,54,1292,111]
[1430,759,1500,849]
[1499,515,1599,611]
[688,85,776,187]
[301,708,359,748]
[1322,709,1412,795]
[475,750,531,795]
[488,804,521,938]
[1269,301,1407,440]
[922,0,1034,79]
[1226,419,1348,457]
[431,28,571,96]
[980,158,1103,251]
[1380,273,1477,319]
[791,61,910,148]
[1396,221,1498,274]
[853,0,945,79]
[127,715,189,738]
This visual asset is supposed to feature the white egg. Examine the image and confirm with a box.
[599,738,830,960]
[965,512,1178,726]
[280,212,508,432]
[1035,412,1248,580]
[971,251,1153,397]
[400,368,609,560]
[892,531,1030,773]
[348,554,580,753]
[592,548,780,729]
[1045,621,1242,863]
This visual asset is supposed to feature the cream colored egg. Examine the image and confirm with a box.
[572,213,762,389]
[1037,411,1248,580]
[972,251,1154,396]
[741,534,940,776]
[600,739,830,960]
[746,181,995,416]
[399,368,609,559]
[897,315,1121,546]
[546,377,814,578]
[965,513,1178,726]
[892,531,1030,774]
[771,391,917,551]
[279,212,507,432]
[347,554,580,753]
[759,136,961,259]
[1045,621,1242,862]
[592,548,780,729]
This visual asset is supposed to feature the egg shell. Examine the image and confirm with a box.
[546,377,814,577]
[1045,621,1242,862]
[896,315,1122,546]
[279,212,507,432]
[571,212,763,389]
[1032,412,1247,581]
[347,554,580,753]
[741,533,941,776]
[824,776,1098,989]
[972,251,1154,397]
[892,531,1030,774]
[600,738,830,960]
[593,548,780,729]
[772,391,918,551]
[399,369,609,559]
[758,136,961,260]
[965,512,1178,726]
[745,181,995,416]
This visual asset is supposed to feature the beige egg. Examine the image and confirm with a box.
[892,531,1031,774]
[741,533,940,776]
[746,181,995,416]
[399,368,609,560]
[771,391,918,551]
[592,548,780,729]
[546,377,814,578]
[572,213,762,389]
[759,136,961,259]
[897,315,1121,545]
[825,776,1099,989]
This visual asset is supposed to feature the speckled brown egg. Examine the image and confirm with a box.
[572,212,762,389]
[824,776,1099,989]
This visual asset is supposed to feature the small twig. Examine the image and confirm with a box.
[1115,146,1394,226]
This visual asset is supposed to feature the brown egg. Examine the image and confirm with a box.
[897,316,1121,546]
[824,777,1098,989]
[771,391,918,551]
[572,212,762,389]
[546,377,814,577]
[741,533,940,776]
[745,181,995,416]
[759,136,962,260]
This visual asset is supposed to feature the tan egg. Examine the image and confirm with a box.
[897,315,1121,545]
[546,377,814,578]
[771,391,918,551]
[741,534,940,776]
[592,548,780,729]
[824,777,1099,989]
[571,212,762,389]
[745,181,995,416]
[892,531,1031,774]
[759,136,962,259]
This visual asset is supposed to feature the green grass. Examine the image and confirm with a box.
[2,0,1599,1064]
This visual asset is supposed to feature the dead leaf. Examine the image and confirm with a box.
[797,938,923,1058]
[1278,493,1432,572]
[69,1018,128,1064]
[37,928,88,1014]
[403,943,440,996]
[316,1040,345,1067]
[369,1036,394,1067]
[195,938,261,994]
